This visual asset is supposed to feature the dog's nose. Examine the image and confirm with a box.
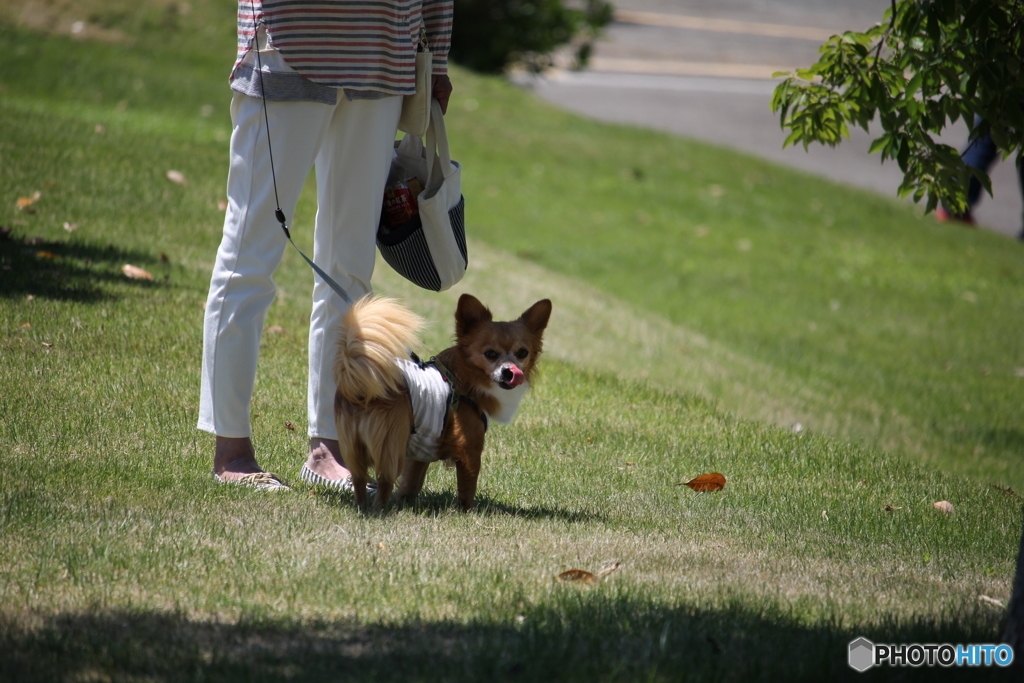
[500,364,525,387]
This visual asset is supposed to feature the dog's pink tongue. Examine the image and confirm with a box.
[507,365,525,387]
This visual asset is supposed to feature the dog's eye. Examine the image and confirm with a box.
[515,348,529,360]
[484,350,499,361]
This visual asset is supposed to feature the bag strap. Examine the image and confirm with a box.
[423,99,453,195]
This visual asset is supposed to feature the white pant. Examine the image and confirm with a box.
[198,91,402,439]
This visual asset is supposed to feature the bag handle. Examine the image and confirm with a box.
[423,99,453,196]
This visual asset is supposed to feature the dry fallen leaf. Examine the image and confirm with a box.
[35,251,57,259]
[284,421,296,431]
[266,325,286,335]
[933,500,955,513]
[16,192,41,210]
[557,569,599,584]
[883,504,903,512]
[979,595,1004,609]
[680,472,727,492]
[558,562,621,585]
[990,484,1019,498]
[122,264,154,280]
[19,322,31,329]
[166,170,187,185]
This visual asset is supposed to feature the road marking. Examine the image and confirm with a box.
[588,57,792,80]
[614,9,838,42]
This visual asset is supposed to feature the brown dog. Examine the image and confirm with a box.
[333,293,552,511]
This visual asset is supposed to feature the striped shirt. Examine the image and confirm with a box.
[232,0,452,96]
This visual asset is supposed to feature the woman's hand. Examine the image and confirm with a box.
[432,74,453,115]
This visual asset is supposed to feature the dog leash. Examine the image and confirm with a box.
[249,7,354,306]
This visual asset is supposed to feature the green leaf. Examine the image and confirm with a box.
[905,72,924,100]
[782,129,803,149]
[868,134,892,155]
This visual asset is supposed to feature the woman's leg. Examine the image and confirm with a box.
[304,95,403,480]
[199,92,336,480]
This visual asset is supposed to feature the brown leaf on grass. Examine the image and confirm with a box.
[166,170,187,185]
[122,264,154,280]
[979,595,1005,609]
[35,251,57,259]
[557,569,599,584]
[679,473,727,492]
[990,485,1019,498]
[266,325,286,335]
[284,421,296,431]
[20,322,31,329]
[883,505,903,512]
[933,500,955,513]
[16,192,41,210]
[558,562,621,585]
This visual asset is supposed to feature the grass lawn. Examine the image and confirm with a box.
[1,1,1022,680]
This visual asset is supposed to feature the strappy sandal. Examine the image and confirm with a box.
[212,470,291,491]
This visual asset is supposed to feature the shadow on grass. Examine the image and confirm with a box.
[0,598,1013,682]
[305,487,604,524]
[0,229,159,301]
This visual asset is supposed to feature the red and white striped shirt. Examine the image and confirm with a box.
[233,0,452,96]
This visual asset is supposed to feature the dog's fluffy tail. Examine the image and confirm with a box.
[333,295,424,405]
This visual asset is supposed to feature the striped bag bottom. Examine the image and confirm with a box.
[376,195,467,292]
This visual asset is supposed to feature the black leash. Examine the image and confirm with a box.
[249,7,354,306]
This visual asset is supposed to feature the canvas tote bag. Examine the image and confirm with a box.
[377,98,467,291]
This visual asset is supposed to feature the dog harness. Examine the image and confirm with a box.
[397,354,487,463]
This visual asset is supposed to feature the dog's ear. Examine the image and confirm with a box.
[519,299,552,334]
[455,294,493,338]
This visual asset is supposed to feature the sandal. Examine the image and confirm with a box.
[212,470,291,491]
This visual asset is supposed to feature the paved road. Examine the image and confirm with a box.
[521,0,1022,239]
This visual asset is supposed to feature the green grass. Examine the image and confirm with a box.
[1,2,1022,680]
